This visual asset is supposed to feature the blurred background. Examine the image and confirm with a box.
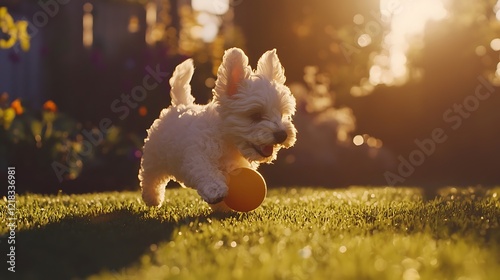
[1,0,499,194]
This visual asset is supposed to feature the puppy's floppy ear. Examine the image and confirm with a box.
[214,48,252,98]
[256,49,286,84]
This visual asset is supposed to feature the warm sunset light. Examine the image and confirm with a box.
[3,1,500,278]
[192,0,229,15]
[190,0,228,43]
[370,0,448,86]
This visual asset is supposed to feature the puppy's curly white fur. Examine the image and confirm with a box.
[139,48,297,207]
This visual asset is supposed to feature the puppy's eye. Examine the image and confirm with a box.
[250,112,263,122]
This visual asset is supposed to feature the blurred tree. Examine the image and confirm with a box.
[237,0,500,186]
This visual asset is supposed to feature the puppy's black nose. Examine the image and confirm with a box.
[273,130,288,144]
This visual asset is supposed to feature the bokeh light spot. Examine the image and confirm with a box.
[205,77,216,88]
[353,135,364,146]
[357,34,372,47]
[138,106,147,117]
[339,245,347,253]
[475,45,486,56]
[134,150,142,159]
[353,14,364,25]
[490,38,500,51]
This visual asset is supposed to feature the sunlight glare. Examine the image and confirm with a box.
[369,0,448,86]
[369,65,382,85]
[495,1,500,21]
[200,22,219,43]
[192,0,229,15]
[190,4,226,43]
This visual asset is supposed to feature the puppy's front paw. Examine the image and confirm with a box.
[198,181,228,204]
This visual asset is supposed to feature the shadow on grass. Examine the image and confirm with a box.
[12,210,227,280]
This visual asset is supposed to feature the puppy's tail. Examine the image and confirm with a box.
[170,59,195,106]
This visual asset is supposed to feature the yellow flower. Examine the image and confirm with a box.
[16,20,30,52]
[0,7,30,51]
[0,7,17,49]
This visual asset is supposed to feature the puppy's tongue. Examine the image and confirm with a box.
[260,145,274,157]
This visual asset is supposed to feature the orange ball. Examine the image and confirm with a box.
[224,168,267,212]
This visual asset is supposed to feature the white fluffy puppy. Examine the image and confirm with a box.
[139,48,297,206]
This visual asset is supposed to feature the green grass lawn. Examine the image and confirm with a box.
[1,186,500,279]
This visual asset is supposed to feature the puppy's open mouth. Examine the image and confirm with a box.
[251,144,274,158]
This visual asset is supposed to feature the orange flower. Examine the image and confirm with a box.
[11,99,23,115]
[43,100,58,112]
